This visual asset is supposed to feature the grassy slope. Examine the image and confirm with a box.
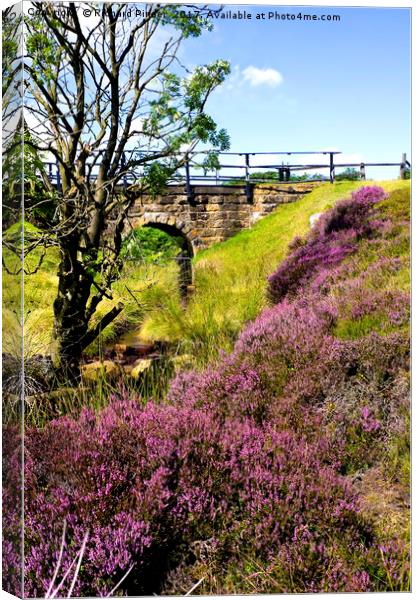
[333,185,410,340]
[2,180,408,364]
[160,181,410,593]
[279,182,410,557]
[140,180,409,364]
[329,185,410,547]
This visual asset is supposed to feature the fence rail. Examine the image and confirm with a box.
[43,150,411,203]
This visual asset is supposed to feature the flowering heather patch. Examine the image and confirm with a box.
[2,425,22,597]
[169,299,334,423]
[7,326,408,595]
[4,399,377,597]
[267,186,388,303]
[316,185,387,237]
[2,184,410,595]
[335,285,409,335]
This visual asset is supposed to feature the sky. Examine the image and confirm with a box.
[179,4,411,180]
[20,1,411,182]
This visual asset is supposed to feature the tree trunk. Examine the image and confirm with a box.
[51,239,92,383]
[51,230,125,384]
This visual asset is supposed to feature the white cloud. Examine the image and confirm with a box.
[215,65,284,94]
[242,66,283,88]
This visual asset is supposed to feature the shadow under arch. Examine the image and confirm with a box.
[141,221,194,300]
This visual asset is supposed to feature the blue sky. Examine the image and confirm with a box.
[181,4,411,180]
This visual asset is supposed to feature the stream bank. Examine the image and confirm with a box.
[81,334,194,384]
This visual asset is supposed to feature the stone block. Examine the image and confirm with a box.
[130,359,153,379]
[81,360,122,382]
[205,203,222,212]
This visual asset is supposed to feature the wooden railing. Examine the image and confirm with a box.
[43,150,411,203]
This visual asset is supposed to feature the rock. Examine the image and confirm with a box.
[115,342,155,357]
[309,212,323,228]
[114,343,128,354]
[81,360,121,381]
[250,211,262,224]
[130,358,153,379]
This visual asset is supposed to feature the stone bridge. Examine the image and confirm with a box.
[122,181,319,296]
[127,182,319,251]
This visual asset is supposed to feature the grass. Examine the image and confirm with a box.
[3,179,410,591]
[332,184,410,340]
[320,182,410,564]
[2,230,181,357]
[140,180,410,365]
[2,180,409,367]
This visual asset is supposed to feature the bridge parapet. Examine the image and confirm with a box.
[126,181,320,251]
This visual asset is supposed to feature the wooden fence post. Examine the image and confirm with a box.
[245,153,253,203]
[329,153,335,183]
[400,153,409,180]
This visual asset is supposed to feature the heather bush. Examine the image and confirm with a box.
[267,186,387,303]
[3,397,384,597]
[316,185,387,237]
[2,425,22,597]
[170,292,408,436]
[169,297,339,425]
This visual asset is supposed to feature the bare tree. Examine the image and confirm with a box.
[23,1,230,380]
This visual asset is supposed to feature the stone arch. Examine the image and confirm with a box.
[131,217,194,299]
